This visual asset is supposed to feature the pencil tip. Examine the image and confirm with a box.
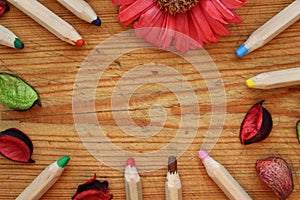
[246,78,255,88]
[75,39,84,47]
[14,38,24,49]
[126,157,135,167]
[57,156,70,168]
[198,150,209,161]
[92,17,101,26]
[236,44,248,58]
[168,156,177,173]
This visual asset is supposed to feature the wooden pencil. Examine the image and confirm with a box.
[0,25,24,49]
[7,0,84,46]
[125,158,143,200]
[198,150,252,200]
[57,0,101,26]
[246,67,300,89]
[16,156,70,200]
[236,0,300,57]
[165,156,182,200]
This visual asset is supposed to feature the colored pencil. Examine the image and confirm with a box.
[198,150,252,200]
[236,0,300,57]
[125,158,143,200]
[0,25,24,49]
[7,0,84,46]
[16,156,70,200]
[57,0,101,26]
[165,156,182,200]
[246,67,300,89]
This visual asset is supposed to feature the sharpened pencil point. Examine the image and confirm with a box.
[92,17,101,26]
[198,150,209,161]
[57,156,70,168]
[126,157,135,167]
[236,44,248,58]
[75,39,84,47]
[246,78,255,88]
[14,38,24,49]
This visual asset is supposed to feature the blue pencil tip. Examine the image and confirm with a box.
[236,44,248,58]
[92,17,101,26]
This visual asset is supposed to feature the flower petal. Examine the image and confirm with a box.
[212,0,235,20]
[220,0,246,9]
[112,0,136,6]
[203,9,230,36]
[200,0,228,24]
[118,0,155,26]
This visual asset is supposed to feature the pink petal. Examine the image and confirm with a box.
[190,4,218,43]
[154,13,175,49]
[203,10,229,36]
[112,0,136,6]
[220,0,246,9]
[200,0,228,24]
[118,0,155,26]
[226,10,243,23]
[212,0,235,20]
[174,13,200,53]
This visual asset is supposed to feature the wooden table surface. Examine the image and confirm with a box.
[0,0,299,199]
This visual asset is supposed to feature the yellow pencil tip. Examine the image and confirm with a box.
[246,78,255,88]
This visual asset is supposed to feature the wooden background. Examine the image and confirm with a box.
[0,0,299,199]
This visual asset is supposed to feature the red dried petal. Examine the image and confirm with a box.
[0,1,9,17]
[240,100,272,144]
[0,128,34,163]
[72,174,113,200]
[256,157,294,200]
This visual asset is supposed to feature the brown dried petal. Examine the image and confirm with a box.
[72,174,113,200]
[256,157,294,200]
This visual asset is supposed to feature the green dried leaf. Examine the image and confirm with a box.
[297,120,300,143]
[0,73,41,110]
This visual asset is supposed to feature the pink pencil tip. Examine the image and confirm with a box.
[75,39,84,47]
[126,157,135,167]
[198,150,209,161]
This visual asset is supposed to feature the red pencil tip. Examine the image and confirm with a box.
[75,39,84,47]
[126,157,135,167]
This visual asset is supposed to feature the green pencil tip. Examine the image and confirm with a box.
[57,156,70,168]
[14,38,24,49]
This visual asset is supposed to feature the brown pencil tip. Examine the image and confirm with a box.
[168,156,177,174]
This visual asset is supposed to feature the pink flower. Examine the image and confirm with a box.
[0,0,10,17]
[112,0,246,53]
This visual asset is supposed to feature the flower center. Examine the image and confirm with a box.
[156,0,199,14]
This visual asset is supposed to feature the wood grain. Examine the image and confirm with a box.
[0,0,299,199]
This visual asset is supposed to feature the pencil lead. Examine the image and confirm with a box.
[14,38,24,49]
[57,156,70,168]
[245,78,255,88]
[236,43,248,58]
[126,157,135,167]
[75,39,84,47]
[92,17,101,26]
[168,156,177,174]
[198,150,209,161]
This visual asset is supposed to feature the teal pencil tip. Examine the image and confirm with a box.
[92,17,101,26]
[236,43,248,58]
[57,156,70,168]
[14,38,24,49]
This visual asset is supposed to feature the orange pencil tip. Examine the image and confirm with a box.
[75,39,84,47]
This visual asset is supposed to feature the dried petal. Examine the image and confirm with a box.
[0,0,9,17]
[0,128,34,163]
[240,100,273,144]
[296,120,300,143]
[72,174,113,200]
[256,157,294,200]
[0,73,42,110]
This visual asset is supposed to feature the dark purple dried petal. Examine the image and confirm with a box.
[240,100,272,144]
[256,157,294,200]
[72,174,113,200]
